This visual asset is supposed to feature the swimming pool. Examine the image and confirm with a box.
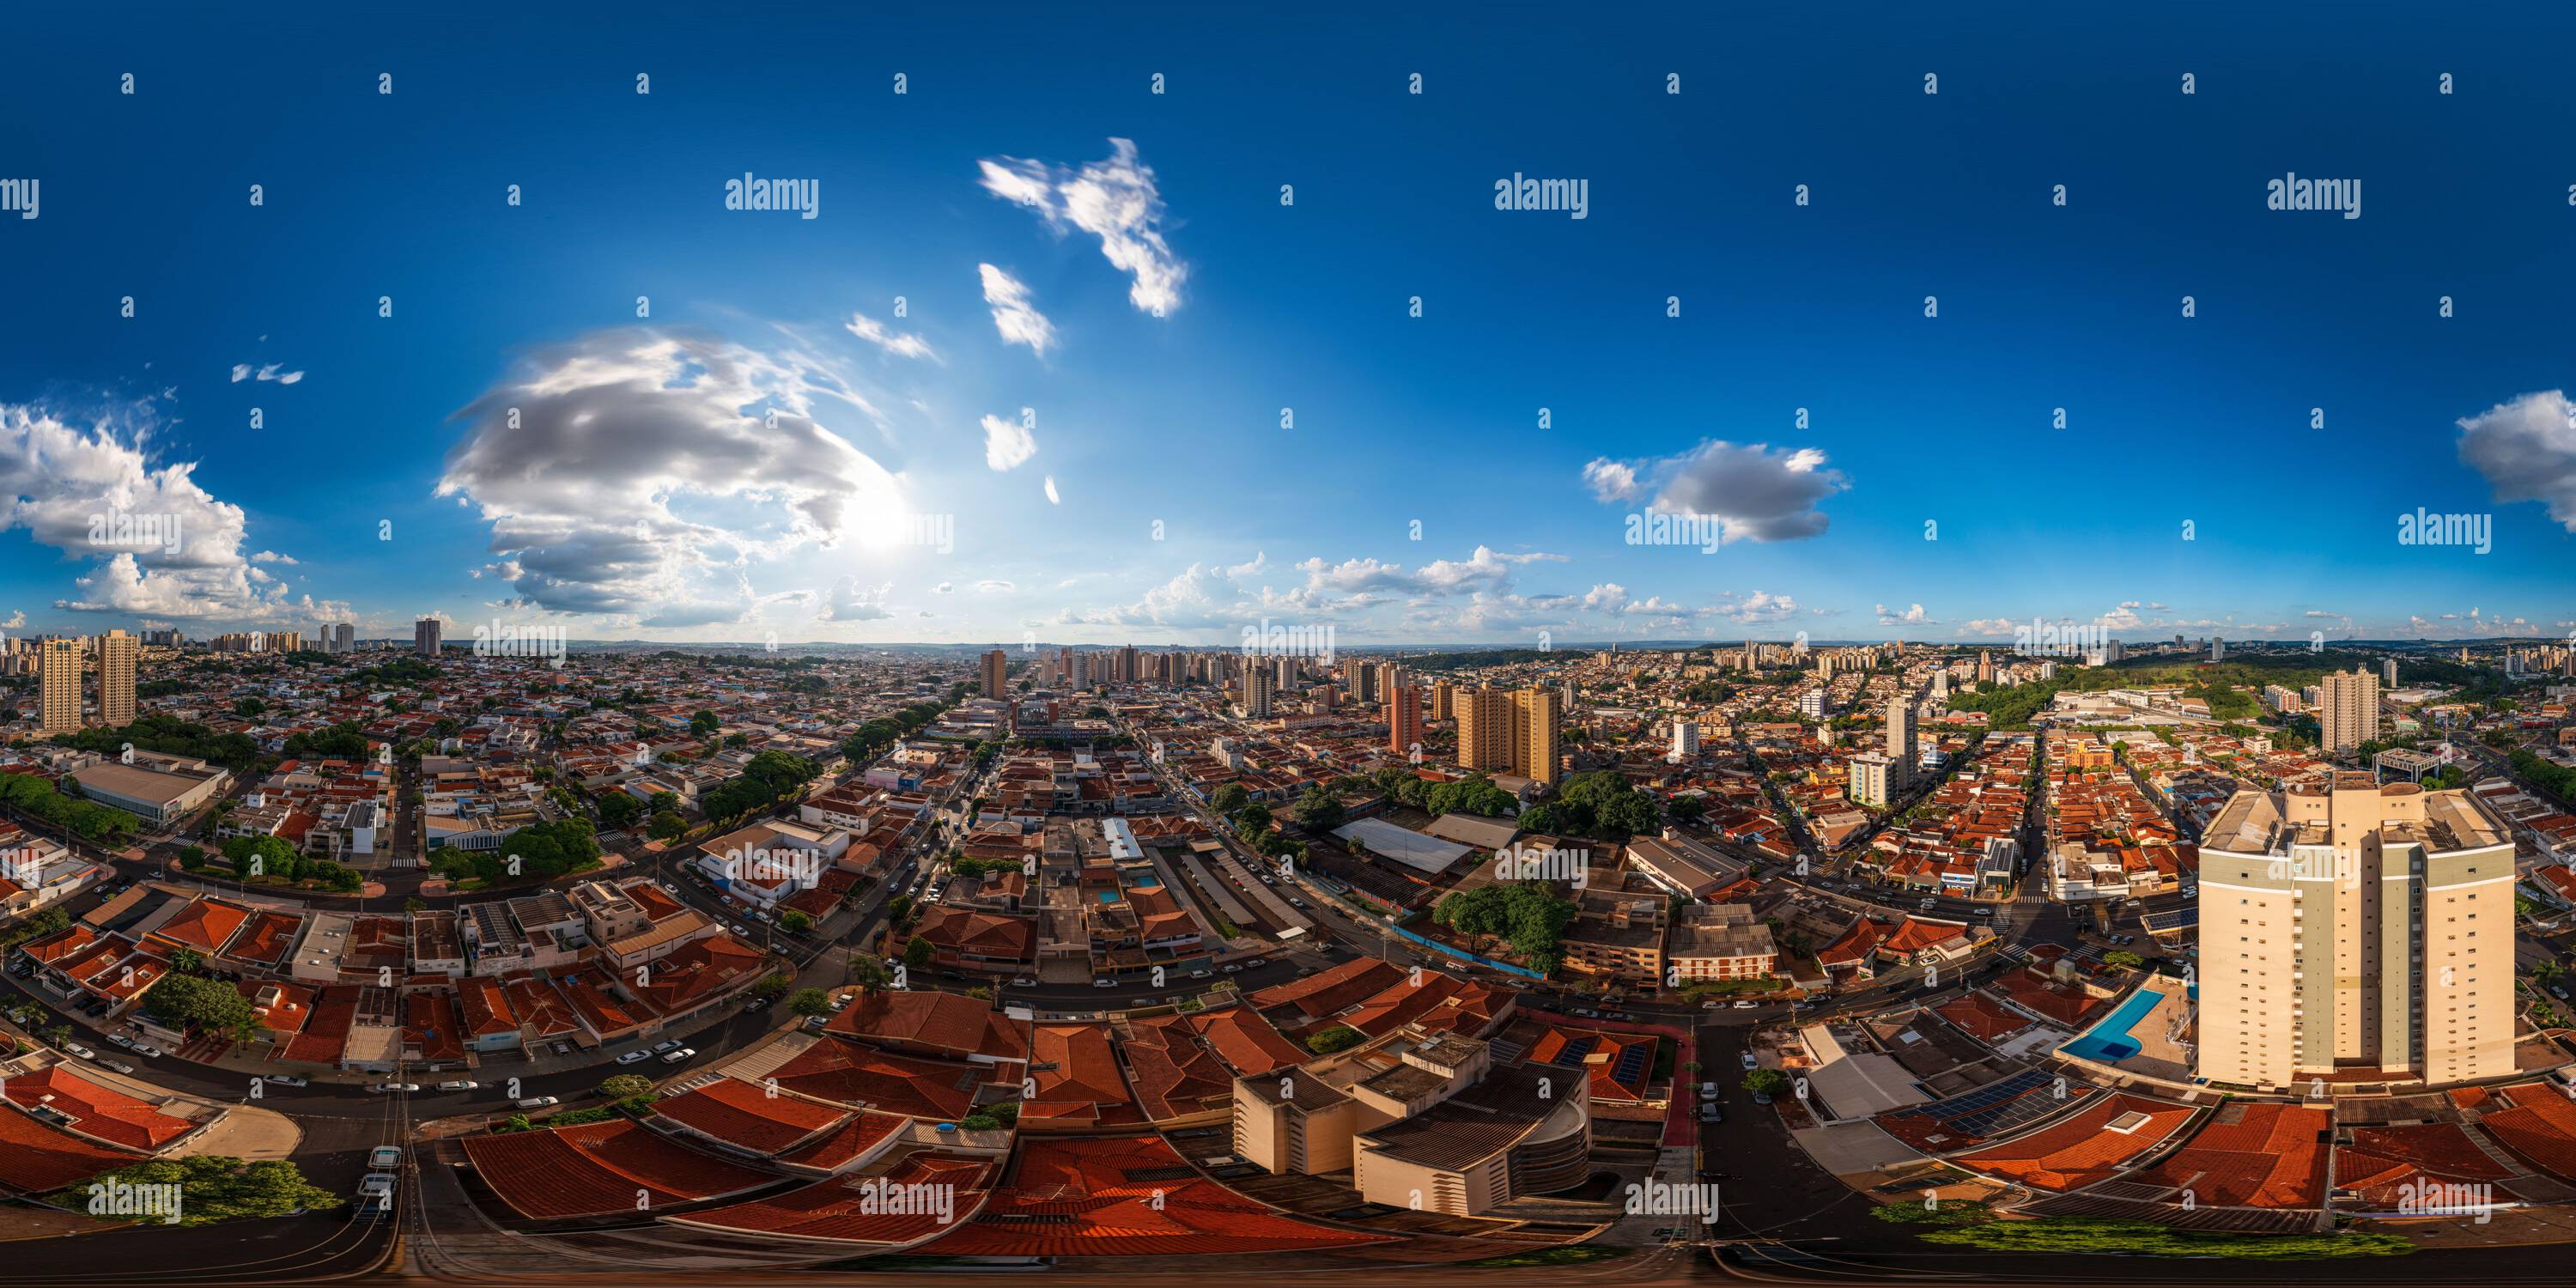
[2059,986,2169,1063]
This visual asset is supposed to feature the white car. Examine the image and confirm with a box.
[1740,1052,1759,1071]
[106,1033,134,1048]
[1093,978,1117,989]
[131,1043,163,1059]
[1188,969,1212,980]
[100,1058,137,1075]
[1220,963,1243,974]
[435,1079,479,1091]
[368,1082,422,1094]
[1009,977,1037,987]
[264,1073,311,1088]
[368,1146,404,1170]
[65,1044,96,1060]
[616,1049,651,1065]
[659,1047,696,1065]
[515,1096,559,1109]
[649,1038,683,1054]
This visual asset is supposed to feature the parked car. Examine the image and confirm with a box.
[1574,1007,1599,1018]
[744,995,773,1012]
[366,1082,421,1094]
[1009,977,1037,987]
[106,1033,134,1048]
[435,1080,478,1091]
[265,1073,311,1088]
[368,1146,404,1170]
[131,1043,163,1059]
[100,1058,137,1075]
[1093,978,1117,989]
[1740,1052,1759,1071]
[1188,969,1212,980]
[64,1044,96,1060]
[659,1047,696,1065]
[1220,963,1242,974]
[515,1096,559,1109]
[1732,999,1759,1010]
[649,1038,683,1054]
[615,1049,651,1065]
[1699,1081,1719,1097]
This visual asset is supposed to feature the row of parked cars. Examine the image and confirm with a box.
[613,1037,698,1066]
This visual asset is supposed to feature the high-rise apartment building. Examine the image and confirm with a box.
[981,648,1008,698]
[1347,663,1376,705]
[415,618,442,658]
[1244,668,1275,718]
[1376,661,1402,706]
[1668,720,1699,763]
[2211,636,2226,661]
[1431,680,1455,723]
[1509,686,1563,786]
[97,629,137,726]
[1273,657,1297,692]
[1884,694,1917,776]
[2318,667,2380,756]
[2196,778,2515,1088]
[1389,684,1424,757]
[1457,685,1510,771]
[2383,657,2399,688]
[39,636,82,735]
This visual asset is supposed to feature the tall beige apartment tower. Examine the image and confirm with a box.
[2318,667,2380,756]
[1456,685,1510,771]
[2196,777,2516,1089]
[39,636,83,735]
[415,617,442,658]
[1431,680,1455,723]
[97,629,137,726]
[981,648,1008,698]
[1882,694,1917,790]
[1244,667,1274,718]
[1509,686,1563,786]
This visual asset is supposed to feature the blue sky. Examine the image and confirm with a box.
[3,1,2572,648]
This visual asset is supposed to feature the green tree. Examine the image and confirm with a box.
[788,987,834,1018]
[594,792,644,829]
[143,973,265,1041]
[1741,1067,1791,1097]
[1210,783,1251,814]
[902,935,937,971]
[690,710,720,737]
[778,909,813,933]
[1304,1024,1364,1054]
[1291,787,1346,831]
[647,810,687,841]
[52,1157,337,1225]
[597,1073,653,1100]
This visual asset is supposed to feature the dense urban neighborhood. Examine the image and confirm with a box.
[0,630,2573,1281]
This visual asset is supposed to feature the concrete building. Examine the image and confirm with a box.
[2318,667,2381,756]
[96,629,137,727]
[1456,685,1509,772]
[1510,685,1563,786]
[2196,777,2516,1089]
[1232,1073,1358,1176]
[2382,657,2399,689]
[415,618,442,658]
[71,752,232,826]
[981,647,1007,699]
[1243,668,1274,719]
[1431,680,1455,723]
[39,636,82,735]
[1668,902,1779,981]
[1388,683,1424,757]
[1849,751,1894,808]
[1352,1061,1590,1215]
[1668,720,1700,763]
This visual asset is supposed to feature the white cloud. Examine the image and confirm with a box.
[975,579,1015,592]
[1583,440,1848,543]
[231,361,304,384]
[981,413,1038,471]
[843,312,937,361]
[251,550,298,565]
[2457,389,2576,532]
[817,578,894,623]
[1716,591,1802,623]
[1043,476,1060,504]
[0,402,319,622]
[1959,617,2019,636]
[434,328,906,622]
[978,137,1187,316]
[0,611,21,629]
[1875,603,1936,626]
[977,264,1056,355]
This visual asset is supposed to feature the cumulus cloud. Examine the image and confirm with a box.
[0,611,22,629]
[1583,440,1848,543]
[843,312,937,361]
[1717,591,1802,623]
[817,577,894,623]
[977,264,1056,355]
[231,361,305,385]
[978,137,1187,316]
[2456,389,2576,532]
[975,579,1015,592]
[1875,603,1935,625]
[1959,617,2020,636]
[251,550,298,565]
[434,328,906,621]
[981,413,1038,471]
[0,402,326,621]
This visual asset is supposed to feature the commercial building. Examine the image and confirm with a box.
[2318,667,2380,756]
[2196,777,2516,1089]
[1668,902,1779,981]
[70,752,233,826]
[96,629,137,727]
[415,618,443,658]
[39,636,82,735]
